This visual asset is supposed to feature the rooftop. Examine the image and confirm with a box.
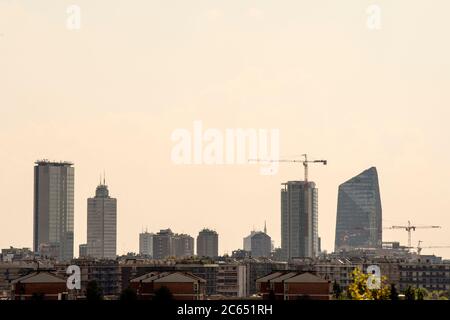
[35,159,74,167]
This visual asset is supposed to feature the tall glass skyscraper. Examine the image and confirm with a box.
[33,160,74,261]
[87,182,117,259]
[281,181,319,260]
[334,167,382,251]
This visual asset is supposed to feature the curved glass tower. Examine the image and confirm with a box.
[334,167,382,251]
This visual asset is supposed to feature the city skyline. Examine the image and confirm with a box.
[2,158,449,259]
[1,1,450,258]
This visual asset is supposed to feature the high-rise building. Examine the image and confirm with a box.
[334,167,382,251]
[139,231,154,257]
[242,225,272,258]
[243,232,255,252]
[33,160,74,261]
[250,232,272,258]
[196,229,219,258]
[87,182,117,259]
[153,229,174,259]
[151,229,194,259]
[173,234,194,258]
[281,181,319,260]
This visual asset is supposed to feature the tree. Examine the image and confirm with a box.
[153,286,173,303]
[120,287,137,301]
[86,280,103,301]
[332,281,342,300]
[347,268,390,300]
[389,284,399,300]
[404,286,416,300]
[416,288,428,300]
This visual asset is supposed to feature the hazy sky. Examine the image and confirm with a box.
[1,1,450,257]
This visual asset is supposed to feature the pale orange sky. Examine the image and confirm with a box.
[1,1,449,257]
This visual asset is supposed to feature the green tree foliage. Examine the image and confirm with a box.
[347,268,390,300]
[404,286,416,300]
[416,288,428,300]
[429,290,449,300]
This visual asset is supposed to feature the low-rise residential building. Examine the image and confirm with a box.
[56,259,121,298]
[399,257,450,292]
[257,271,331,300]
[216,264,247,297]
[130,271,206,300]
[0,262,38,299]
[11,271,67,300]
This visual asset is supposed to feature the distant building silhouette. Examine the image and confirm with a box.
[196,229,218,258]
[173,234,194,258]
[139,231,154,258]
[334,167,382,251]
[152,229,194,259]
[243,223,271,258]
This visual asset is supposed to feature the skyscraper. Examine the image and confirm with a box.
[281,181,319,260]
[334,167,382,251]
[33,160,74,261]
[197,229,219,258]
[87,181,117,259]
[139,231,154,257]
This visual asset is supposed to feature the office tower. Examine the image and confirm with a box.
[250,232,272,258]
[87,181,117,259]
[153,229,174,259]
[243,224,272,258]
[334,167,382,251]
[243,231,256,252]
[281,181,319,260]
[79,244,87,258]
[173,234,194,258]
[139,231,154,257]
[33,160,74,261]
[196,229,219,258]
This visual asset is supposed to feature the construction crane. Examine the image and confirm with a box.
[415,240,450,255]
[388,221,441,247]
[249,154,327,181]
